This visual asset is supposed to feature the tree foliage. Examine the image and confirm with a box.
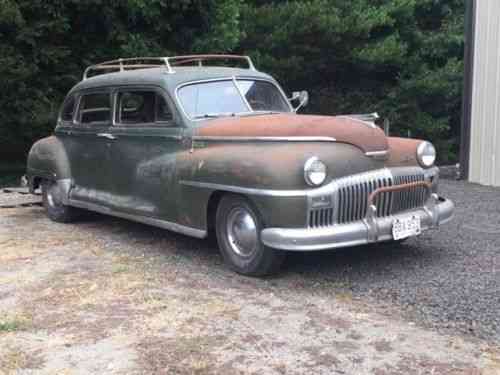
[239,0,464,161]
[0,0,464,162]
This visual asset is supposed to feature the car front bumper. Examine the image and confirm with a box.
[261,194,454,251]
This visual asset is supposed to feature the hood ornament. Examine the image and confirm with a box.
[342,112,380,129]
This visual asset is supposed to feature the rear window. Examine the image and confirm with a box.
[60,96,76,122]
[78,93,111,124]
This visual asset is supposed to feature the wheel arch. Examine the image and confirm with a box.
[206,190,225,238]
[206,190,267,239]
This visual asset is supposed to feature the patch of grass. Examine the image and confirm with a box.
[112,264,129,274]
[137,336,221,374]
[0,318,26,332]
[0,320,21,332]
[0,314,32,332]
[0,345,45,372]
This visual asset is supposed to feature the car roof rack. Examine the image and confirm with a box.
[83,54,256,80]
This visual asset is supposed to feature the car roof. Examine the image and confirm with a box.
[69,66,277,94]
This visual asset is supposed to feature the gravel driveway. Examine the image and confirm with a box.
[285,180,500,342]
[0,180,499,374]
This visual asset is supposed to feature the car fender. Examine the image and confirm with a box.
[27,136,71,194]
[174,141,383,230]
[385,137,423,167]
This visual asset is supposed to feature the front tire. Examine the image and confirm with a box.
[215,194,285,276]
[42,180,79,223]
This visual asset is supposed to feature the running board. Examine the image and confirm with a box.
[68,199,207,239]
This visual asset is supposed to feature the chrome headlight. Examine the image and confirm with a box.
[304,157,327,186]
[417,141,436,168]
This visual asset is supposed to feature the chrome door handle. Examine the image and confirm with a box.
[97,133,116,140]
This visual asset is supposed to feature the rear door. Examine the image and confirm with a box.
[107,87,185,220]
[64,90,114,206]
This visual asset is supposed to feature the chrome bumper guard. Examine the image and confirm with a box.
[261,193,454,251]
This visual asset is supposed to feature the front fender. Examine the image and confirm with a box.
[175,141,382,230]
[178,142,382,189]
[386,137,423,168]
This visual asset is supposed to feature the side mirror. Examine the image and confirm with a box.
[289,90,309,112]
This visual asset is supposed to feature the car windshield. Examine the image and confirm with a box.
[177,79,291,119]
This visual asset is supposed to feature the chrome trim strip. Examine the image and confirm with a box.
[180,166,437,199]
[96,133,116,140]
[233,75,253,112]
[191,136,336,143]
[365,150,389,157]
[106,133,183,141]
[179,180,310,197]
[68,199,207,239]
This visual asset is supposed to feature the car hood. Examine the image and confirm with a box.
[195,114,388,153]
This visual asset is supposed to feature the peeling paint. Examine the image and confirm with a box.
[195,114,389,153]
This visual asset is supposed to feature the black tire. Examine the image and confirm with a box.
[41,180,79,223]
[215,194,286,276]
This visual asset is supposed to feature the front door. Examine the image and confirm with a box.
[107,87,185,221]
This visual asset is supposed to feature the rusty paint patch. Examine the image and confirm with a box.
[386,137,422,167]
[195,114,388,153]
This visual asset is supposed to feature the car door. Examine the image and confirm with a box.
[61,89,114,206]
[107,87,185,221]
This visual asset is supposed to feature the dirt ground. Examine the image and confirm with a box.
[1,204,499,374]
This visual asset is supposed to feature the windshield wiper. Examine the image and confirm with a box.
[193,112,236,119]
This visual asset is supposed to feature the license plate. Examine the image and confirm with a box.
[392,215,421,240]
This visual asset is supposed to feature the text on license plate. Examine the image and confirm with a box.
[392,215,421,240]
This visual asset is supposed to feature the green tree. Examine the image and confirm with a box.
[0,0,464,163]
[239,0,464,162]
[0,0,241,161]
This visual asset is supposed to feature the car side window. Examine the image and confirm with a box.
[60,96,76,123]
[78,93,111,125]
[116,90,174,126]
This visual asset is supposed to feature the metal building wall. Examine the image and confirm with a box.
[469,0,500,186]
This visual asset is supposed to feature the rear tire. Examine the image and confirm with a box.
[42,180,79,223]
[215,194,285,276]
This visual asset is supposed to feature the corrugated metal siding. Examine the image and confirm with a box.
[469,0,500,187]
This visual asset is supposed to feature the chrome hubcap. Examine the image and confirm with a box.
[226,207,258,258]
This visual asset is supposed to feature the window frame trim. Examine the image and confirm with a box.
[74,89,113,127]
[112,86,178,128]
[58,94,77,125]
[175,77,293,122]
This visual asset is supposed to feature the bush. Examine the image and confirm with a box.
[0,0,464,164]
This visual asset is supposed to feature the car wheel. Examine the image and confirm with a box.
[216,194,286,276]
[42,180,79,223]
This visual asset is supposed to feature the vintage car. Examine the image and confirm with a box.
[26,55,454,276]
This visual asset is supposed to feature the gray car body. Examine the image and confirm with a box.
[27,66,448,247]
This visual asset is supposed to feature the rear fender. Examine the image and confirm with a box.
[27,136,71,199]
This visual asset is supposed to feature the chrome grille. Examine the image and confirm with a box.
[309,208,334,228]
[307,168,430,227]
[336,171,394,224]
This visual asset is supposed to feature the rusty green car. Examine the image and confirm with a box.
[26,55,454,276]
